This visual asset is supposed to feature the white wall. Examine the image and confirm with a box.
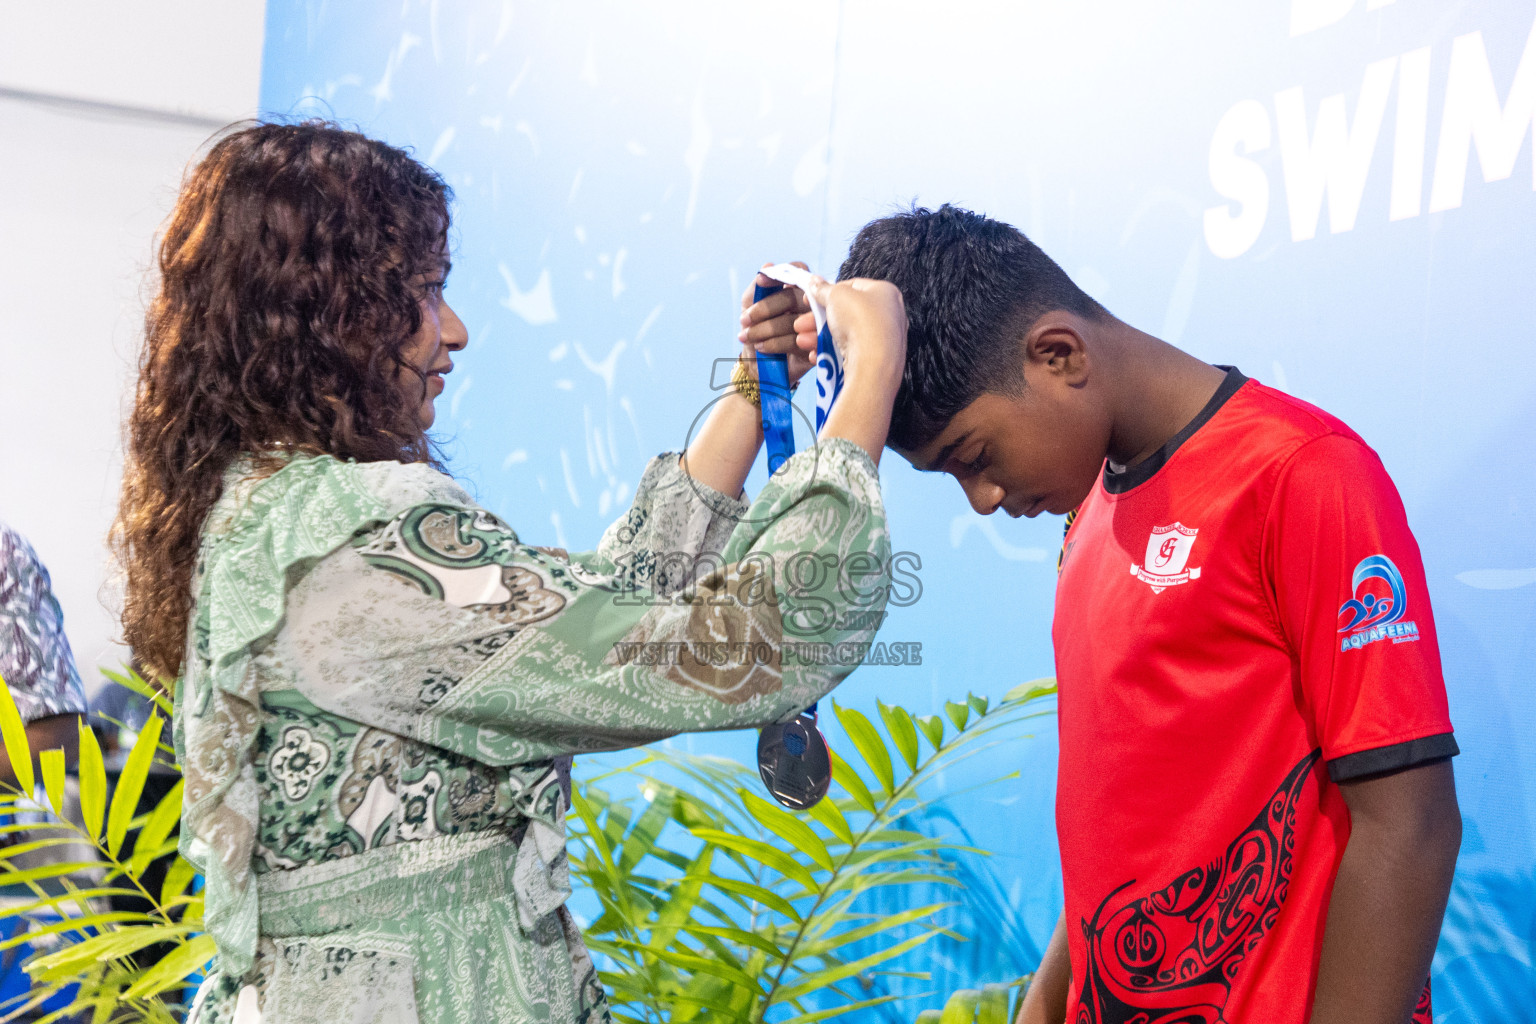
[0,0,265,122]
[0,1,267,688]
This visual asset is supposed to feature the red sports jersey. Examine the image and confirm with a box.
[1053,368,1455,1024]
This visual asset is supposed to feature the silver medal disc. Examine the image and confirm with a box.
[757,710,832,810]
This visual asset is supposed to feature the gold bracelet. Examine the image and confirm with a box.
[731,355,799,409]
[731,356,760,408]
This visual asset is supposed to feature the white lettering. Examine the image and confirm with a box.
[1429,17,1536,212]
[1276,56,1397,240]
[1390,47,1432,220]
[1204,100,1272,258]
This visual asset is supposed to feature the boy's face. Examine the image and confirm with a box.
[895,329,1111,518]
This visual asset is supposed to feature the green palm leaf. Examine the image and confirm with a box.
[772,928,940,1004]
[687,828,817,891]
[829,750,877,813]
[697,875,802,922]
[806,794,854,846]
[0,690,213,1019]
[774,993,906,1024]
[877,701,922,772]
[26,924,197,981]
[75,718,106,843]
[940,988,980,1024]
[127,778,184,877]
[567,681,1056,1024]
[916,715,946,752]
[106,713,163,857]
[944,700,971,732]
[606,939,764,992]
[796,902,956,957]
[6,668,1056,1024]
[740,790,834,871]
[833,701,894,795]
[976,982,1012,1024]
[121,932,216,999]
[0,913,160,953]
[39,747,67,816]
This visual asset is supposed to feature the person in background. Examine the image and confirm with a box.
[0,521,93,1019]
[111,121,906,1024]
[834,205,1460,1024]
[0,521,85,789]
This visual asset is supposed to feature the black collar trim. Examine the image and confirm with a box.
[1101,366,1248,495]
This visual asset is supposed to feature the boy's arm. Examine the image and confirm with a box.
[1262,432,1461,1021]
[1016,914,1070,1024]
[1310,759,1460,1024]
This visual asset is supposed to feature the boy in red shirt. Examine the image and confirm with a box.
[828,205,1460,1024]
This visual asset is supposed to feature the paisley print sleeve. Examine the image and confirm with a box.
[272,438,889,765]
[575,451,751,598]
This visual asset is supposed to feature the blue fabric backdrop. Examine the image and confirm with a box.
[259,2,1536,1018]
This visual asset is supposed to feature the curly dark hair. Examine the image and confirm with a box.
[113,120,453,680]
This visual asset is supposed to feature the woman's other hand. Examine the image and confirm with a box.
[800,275,907,467]
[796,275,907,392]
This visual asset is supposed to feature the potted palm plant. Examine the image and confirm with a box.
[0,672,1055,1024]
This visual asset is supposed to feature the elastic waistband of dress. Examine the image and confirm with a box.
[256,830,517,925]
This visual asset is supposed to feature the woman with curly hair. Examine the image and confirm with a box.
[112,121,906,1024]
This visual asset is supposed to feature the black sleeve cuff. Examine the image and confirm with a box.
[1327,732,1460,782]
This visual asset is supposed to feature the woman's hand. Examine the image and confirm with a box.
[683,266,906,490]
[737,262,815,387]
[678,261,817,500]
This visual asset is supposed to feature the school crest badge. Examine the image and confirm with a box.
[1132,522,1201,594]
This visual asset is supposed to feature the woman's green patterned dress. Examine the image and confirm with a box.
[177,438,889,1024]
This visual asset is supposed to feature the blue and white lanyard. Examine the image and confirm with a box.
[747,265,844,807]
[752,263,844,476]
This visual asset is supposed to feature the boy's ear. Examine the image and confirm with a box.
[1023,314,1091,386]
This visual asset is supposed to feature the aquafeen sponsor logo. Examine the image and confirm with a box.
[1337,553,1421,652]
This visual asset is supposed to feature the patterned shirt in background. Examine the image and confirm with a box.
[0,521,86,724]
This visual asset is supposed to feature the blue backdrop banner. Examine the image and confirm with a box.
[259,2,1536,1019]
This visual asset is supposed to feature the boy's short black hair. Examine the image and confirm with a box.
[838,204,1108,452]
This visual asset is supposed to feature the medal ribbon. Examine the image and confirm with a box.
[748,264,844,805]
[757,262,843,435]
[752,280,797,476]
